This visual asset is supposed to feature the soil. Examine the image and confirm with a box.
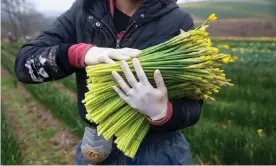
[1,67,80,165]
[206,17,276,37]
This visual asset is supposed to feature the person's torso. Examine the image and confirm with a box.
[71,1,194,164]
[72,0,190,123]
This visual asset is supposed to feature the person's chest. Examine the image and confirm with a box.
[75,11,180,51]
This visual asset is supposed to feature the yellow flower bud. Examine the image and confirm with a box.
[196,88,201,93]
[224,45,230,49]
[190,30,197,35]
[212,47,219,54]
[222,56,231,64]
[208,13,218,21]
[207,38,212,47]
[257,129,263,136]
[197,40,205,44]
[228,83,234,87]
[203,32,210,37]
[203,94,209,100]
[213,89,219,93]
[206,55,212,60]
[206,47,212,52]
[202,79,209,84]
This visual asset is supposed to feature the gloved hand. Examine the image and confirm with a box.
[84,47,140,66]
[112,58,168,121]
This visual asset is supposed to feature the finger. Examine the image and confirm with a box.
[112,86,129,103]
[154,70,167,92]
[118,48,141,57]
[101,56,116,64]
[121,60,137,87]
[133,58,149,83]
[112,71,132,94]
[108,51,131,60]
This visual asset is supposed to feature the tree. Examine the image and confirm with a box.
[1,0,46,38]
[2,0,26,37]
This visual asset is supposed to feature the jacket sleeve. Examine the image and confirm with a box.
[150,12,203,132]
[14,0,80,84]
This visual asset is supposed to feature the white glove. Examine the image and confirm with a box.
[112,58,168,121]
[84,47,140,66]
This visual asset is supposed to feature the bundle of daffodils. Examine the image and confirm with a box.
[83,14,234,158]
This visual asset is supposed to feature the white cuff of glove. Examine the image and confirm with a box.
[149,108,167,121]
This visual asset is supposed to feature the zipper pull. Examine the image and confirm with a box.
[116,39,121,49]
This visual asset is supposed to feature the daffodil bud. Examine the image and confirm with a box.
[203,94,209,100]
[212,47,219,54]
[208,13,218,21]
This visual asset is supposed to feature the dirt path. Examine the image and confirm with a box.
[1,67,80,165]
[208,17,276,37]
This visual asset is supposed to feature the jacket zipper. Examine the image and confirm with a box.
[100,20,117,47]
[116,21,136,48]
[116,39,121,49]
[101,20,136,49]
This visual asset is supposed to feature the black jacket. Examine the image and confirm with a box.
[15,0,202,132]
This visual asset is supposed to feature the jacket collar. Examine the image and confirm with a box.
[83,0,178,25]
[130,0,178,25]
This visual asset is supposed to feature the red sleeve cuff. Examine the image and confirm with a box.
[148,102,173,126]
[68,43,93,68]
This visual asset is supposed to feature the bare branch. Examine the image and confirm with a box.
[1,0,41,37]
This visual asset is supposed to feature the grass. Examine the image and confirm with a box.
[1,73,76,164]
[1,106,24,165]
[59,75,77,93]
[1,50,85,137]
[183,120,276,165]
[183,40,276,164]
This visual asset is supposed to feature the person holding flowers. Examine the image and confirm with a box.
[15,0,202,164]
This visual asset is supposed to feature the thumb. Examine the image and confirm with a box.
[101,56,116,64]
[118,48,141,57]
[154,70,166,91]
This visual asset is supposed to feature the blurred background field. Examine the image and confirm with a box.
[181,0,276,19]
[180,0,276,37]
[1,0,276,165]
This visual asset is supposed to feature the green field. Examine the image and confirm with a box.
[1,106,23,165]
[1,38,276,164]
[180,0,276,19]
[184,39,276,164]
